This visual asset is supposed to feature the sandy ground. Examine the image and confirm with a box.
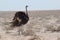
[0,10,60,40]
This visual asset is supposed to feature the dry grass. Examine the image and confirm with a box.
[0,10,60,40]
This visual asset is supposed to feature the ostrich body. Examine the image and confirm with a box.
[12,5,29,27]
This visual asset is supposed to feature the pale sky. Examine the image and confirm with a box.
[0,0,60,11]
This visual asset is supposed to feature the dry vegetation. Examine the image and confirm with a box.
[0,10,60,40]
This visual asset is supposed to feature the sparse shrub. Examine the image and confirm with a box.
[57,38,60,40]
[56,26,60,32]
[46,25,57,32]
[45,24,60,32]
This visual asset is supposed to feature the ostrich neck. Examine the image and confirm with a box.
[25,6,28,16]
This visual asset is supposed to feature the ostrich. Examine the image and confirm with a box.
[6,5,29,35]
[12,5,29,27]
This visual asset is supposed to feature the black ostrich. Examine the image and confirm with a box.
[12,5,29,27]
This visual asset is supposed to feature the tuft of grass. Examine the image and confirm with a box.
[21,29,42,40]
[22,29,35,36]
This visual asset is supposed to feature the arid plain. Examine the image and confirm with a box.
[0,10,60,40]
